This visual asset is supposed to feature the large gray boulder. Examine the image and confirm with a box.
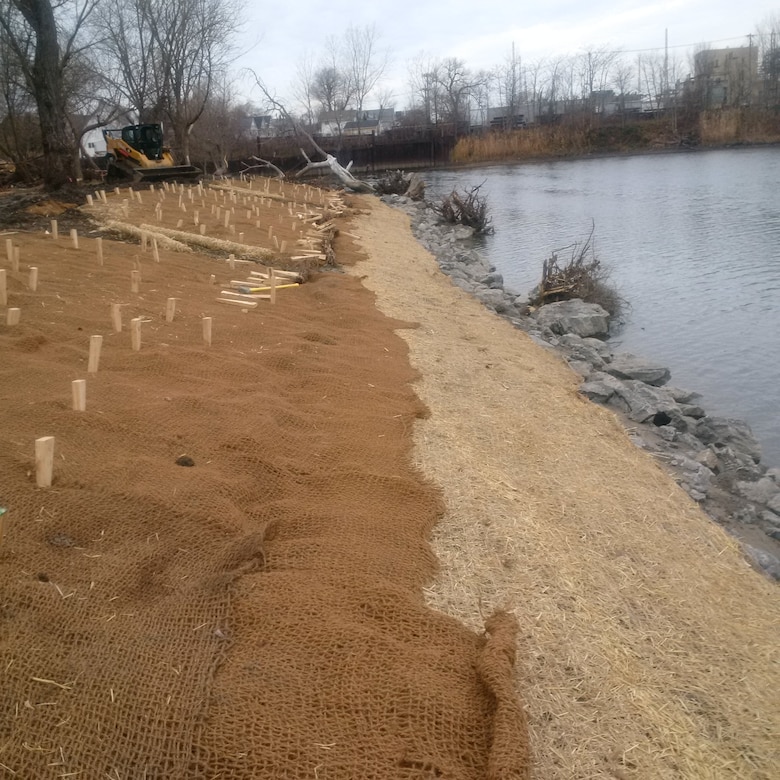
[474,287,511,312]
[532,299,610,338]
[614,381,682,424]
[694,417,762,464]
[579,372,628,404]
[605,352,671,387]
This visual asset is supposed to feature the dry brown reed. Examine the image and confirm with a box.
[699,109,780,145]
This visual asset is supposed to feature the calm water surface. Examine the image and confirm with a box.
[425,148,780,467]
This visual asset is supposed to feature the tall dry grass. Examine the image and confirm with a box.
[699,109,780,145]
[453,111,780,164]
[452,118,676,164]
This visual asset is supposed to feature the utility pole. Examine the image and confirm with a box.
[664,28,669,108]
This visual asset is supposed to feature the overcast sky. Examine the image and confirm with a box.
[234,1,779,108]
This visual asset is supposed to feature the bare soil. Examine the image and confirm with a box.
[0,181,527,778]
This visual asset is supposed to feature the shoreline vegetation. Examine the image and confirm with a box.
[451,109,780,165]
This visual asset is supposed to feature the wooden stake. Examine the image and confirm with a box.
[6,308,20,326]
[0,268,6,306]
[165,297,177,322]
[152,238,160,263]
[28,266,38,291]
[272,235,279,249]
[122,199,129,217]
[131,270,140,293]
[202,316,212,346]
[96,237,104,266]
[72,379,86,411]
[70,229,79,249]
[130,318,141,350]
[199,224,206,235]
[5,238,12,264]
[270,269,277,304]
[228,254,235,270]
[51,219,58,240]
[88,335,103,373]
[12,245,19,272]
[267,225,273,239]
[224,212,230,228]
[209,274,216,284]
[111,304,122,332]
[141,232,148,252]
[35,436,55,488]
[176,219,183,228]
[0,507,6,549]
[217,298,258,308]
[86,194,93,206]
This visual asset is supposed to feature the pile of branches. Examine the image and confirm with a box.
[530,223,622,316]
[434,183,493,233]
[374,170,410,195]
[373,170,426,201]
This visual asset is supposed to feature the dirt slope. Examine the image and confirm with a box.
[0,182,528,779]
[351,196,780,780]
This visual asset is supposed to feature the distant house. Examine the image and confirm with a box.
[343,119,380,136]
[319,108,395,136]
[238,115,275,139]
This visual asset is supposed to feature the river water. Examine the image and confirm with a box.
[424,148,780,467]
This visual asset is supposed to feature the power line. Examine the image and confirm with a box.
[615,34,751,55]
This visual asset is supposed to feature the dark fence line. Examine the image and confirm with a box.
[244,128,459,176]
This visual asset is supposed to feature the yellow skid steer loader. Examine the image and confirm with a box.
[103,123,201,182]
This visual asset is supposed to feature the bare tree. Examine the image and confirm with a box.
[343,24,389,127]
[0,0,98,187]
[577,44,620,113]
[493,43,523,128]
[292,54,317,127]
[611,57,635,122]
[188,78,256,173]
[407,53,441,124]
[436,57,484,128]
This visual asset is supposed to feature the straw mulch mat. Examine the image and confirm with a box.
[349,196,780,780]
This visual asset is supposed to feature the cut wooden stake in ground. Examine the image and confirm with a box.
[35,436,55,487]
[88,335,103,373]
[130,318,141,350]
[72,379,86,411]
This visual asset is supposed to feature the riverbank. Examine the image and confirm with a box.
[382,190,780,576]
[352,195,780,778]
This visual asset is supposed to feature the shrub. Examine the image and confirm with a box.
[374,169,411,195]
[530,223,623,318]
[433,182,493,234]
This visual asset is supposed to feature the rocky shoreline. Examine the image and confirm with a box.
[380,193,780,581]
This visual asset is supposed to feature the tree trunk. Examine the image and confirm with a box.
[14,0,76,189]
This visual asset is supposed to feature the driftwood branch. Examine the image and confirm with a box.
[241,156,285,179]
[251,73,374,194]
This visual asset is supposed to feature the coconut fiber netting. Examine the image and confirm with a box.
[0,186,528,779]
